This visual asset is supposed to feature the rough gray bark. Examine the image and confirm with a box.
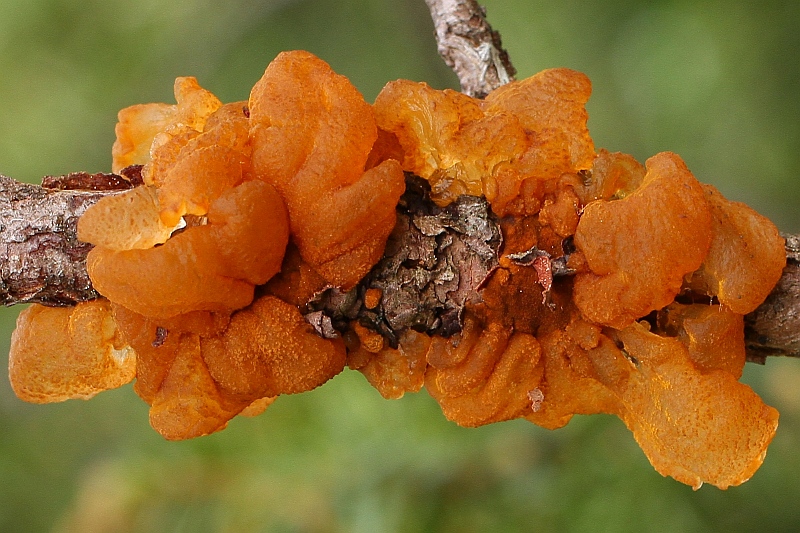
[0,167,141,306]
[0,176,100,306]
[0,170,139,306]
[424,0,516,98]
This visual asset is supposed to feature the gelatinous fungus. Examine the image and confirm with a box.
[347,328,430,400]
[589,323,778,490]
[84,180,289,318]
[249,50,405,288]
[425,316,544,427]
[9,300,135,402]
[112,77,222,173]
[374,79,528,208]
[373,68,594,216]
[687,184,786,314]
[573,152,713,329]
[6,51,787,488]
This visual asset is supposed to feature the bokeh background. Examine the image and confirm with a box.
[1,0,800,531]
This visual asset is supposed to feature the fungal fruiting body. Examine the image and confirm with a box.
[7,51,786,489]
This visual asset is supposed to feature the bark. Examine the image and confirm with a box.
[0,169,139,306]
[307,175,502,347]
[424,0,516,98]
[744,234,800,362]
[1,176,100,306]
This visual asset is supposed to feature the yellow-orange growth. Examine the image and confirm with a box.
[7,51,786,489]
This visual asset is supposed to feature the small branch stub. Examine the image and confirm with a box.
[0,176,100,306]
[0,169,138,307]
[424,0,516,98]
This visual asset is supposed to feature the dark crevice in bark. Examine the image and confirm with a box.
[305,174,502,347]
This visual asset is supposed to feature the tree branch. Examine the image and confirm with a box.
[3,172,799,363]
[745,234,800,362]
[1,176,99,306]
[1,1,797,365]
[424,0,515,98]
[0,170,138,306]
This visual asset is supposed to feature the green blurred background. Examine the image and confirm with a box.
[1,1,800,531]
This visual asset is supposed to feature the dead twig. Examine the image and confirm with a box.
[424,0,515,98]
[1,2,798,363]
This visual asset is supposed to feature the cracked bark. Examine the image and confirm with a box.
[1,177,106,306]
[424,0,516,98]
[1,1,799,363]
[0,168,140,306]
[306,175,502,347]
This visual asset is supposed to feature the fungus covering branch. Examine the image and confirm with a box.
[3,1,798,361]
[3,173,799,360]
[0,1,795,491]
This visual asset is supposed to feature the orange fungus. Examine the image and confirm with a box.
[5,51,787,489]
